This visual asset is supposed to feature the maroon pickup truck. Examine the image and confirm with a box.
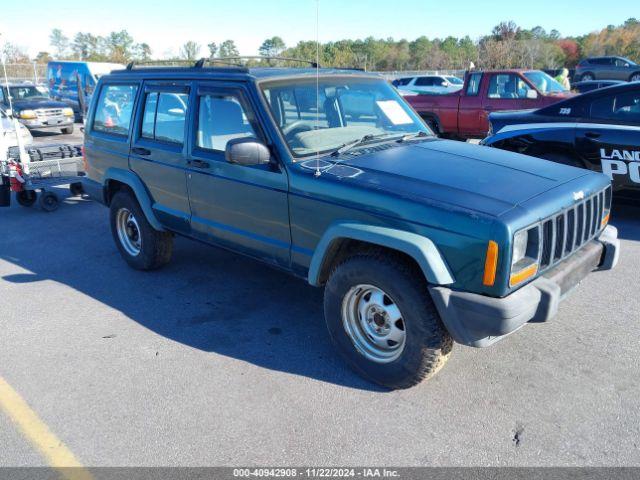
[405,69,573,139]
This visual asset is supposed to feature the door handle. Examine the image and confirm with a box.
[585,132,601,139]
[191,159,210,169]
[131,147,151,156]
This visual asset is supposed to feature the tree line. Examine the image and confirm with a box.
[2,18,639,71]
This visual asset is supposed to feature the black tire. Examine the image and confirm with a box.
[39,191,59,212]
[580,73,595,82]
[324,251,453,389]
[16,190,37,207]
[539,151,584,169]
[69,182,84,196]
[629,72,640,83]
[109,189,173,270]
[61,125,74,135]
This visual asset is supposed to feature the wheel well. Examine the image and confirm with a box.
[316,238,423,286]
[104,180,131,205]
[629,71,640,81]
[420,113,440,134]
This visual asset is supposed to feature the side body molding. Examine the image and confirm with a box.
[103,167,166,232]
[307,223,455,287]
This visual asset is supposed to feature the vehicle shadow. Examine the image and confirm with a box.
[611,200,639,241]
[0,191,382,392]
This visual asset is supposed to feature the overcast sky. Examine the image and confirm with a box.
[0,0,635,58]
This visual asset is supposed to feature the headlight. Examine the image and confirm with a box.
[510,225,541,287]
[62,107,74,117]
[18,110,37,119]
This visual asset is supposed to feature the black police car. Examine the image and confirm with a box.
[482,82,640,200]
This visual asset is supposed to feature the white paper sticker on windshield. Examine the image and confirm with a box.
[376,100,413,125]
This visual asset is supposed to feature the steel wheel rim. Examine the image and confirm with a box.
[341,284,406,363]
[116,208,142,256]
[632,74,640,82]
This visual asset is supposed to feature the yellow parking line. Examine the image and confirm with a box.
[0,377,93,480]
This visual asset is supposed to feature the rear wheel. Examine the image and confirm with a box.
[16,190,37,207]
[630,73,640,82]
[61,125,74,135]
[109,190,173,270]
[324,251,453,389]
[581,73,595,82]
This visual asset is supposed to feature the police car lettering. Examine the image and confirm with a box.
[600,148,640,184]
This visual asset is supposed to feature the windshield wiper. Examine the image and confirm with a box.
[330,133,405,157]
[398,131,431,142]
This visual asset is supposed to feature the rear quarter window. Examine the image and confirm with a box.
[92,84,138,136]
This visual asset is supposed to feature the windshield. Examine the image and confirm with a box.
[261,77,430,158]
[8,86,50,101]
[523,71,567,94]
[446,76,463,85]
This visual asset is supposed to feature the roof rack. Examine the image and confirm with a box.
[206,56,320,68]
[125,59,248,71]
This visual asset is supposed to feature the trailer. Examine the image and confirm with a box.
[1,144,85,212]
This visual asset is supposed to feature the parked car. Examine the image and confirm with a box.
[0,83,75,134]
[393,75,464,95]
[482,82,640,201]
[572,80,624,94]
[0,107,33,147]
[406,70,573,139]
[82,63,619,389]
[575,57,640,82]
[47,61,123,119]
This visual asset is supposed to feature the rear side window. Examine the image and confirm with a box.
[414,77,434,87]
[590,91,640,123]
[140,91,189,144]
[93,84,138,136]
[466,73,482,96]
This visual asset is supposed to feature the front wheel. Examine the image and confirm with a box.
[581,73,595,82]
[109,190,173,270]
[61,125,74,135]
[324,252,453,389]
[630,73,640,83]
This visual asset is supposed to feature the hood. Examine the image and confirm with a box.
[329,139,589,217]
[11,99,67,110]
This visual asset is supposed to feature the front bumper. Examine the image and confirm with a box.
[19,117,73,130]
[429,225,620,347]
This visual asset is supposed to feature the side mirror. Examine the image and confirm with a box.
[225,137,270,166]
[526,90,538,99]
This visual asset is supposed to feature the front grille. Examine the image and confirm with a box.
[538,186,611,271]
[35,108,64,118]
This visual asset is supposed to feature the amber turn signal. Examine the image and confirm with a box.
[483,241,499,286]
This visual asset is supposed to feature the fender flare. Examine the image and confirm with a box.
[307,223,455,287]
[103,167,166,232]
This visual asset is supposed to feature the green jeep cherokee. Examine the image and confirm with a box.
[82,62,620,389]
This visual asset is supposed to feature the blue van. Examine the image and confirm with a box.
[47,61,123,118]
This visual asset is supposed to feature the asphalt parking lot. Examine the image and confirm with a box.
[1,128,639,467]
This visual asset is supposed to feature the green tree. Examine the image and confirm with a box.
[218,40,239,58]
[259,36,286,57]
[49,29,69,58]
[181,41,201,60]
[35,51,53,64]
[107,30,135,63]
[207,42,218,58]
